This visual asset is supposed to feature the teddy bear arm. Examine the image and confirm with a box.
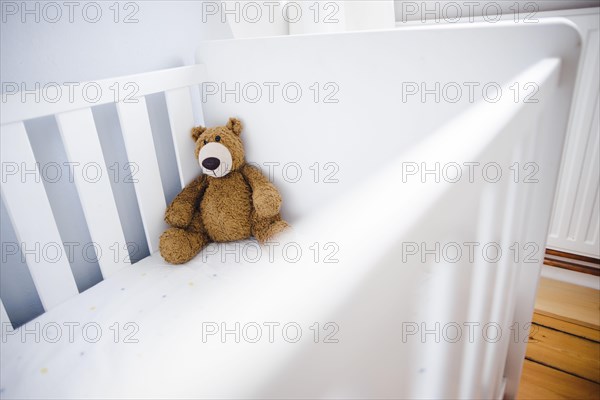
[241,164,282,218]
[164,175,207,228]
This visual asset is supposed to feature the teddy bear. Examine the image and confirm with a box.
[159,117,289,264]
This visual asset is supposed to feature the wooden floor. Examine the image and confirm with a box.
[517,277,600,399]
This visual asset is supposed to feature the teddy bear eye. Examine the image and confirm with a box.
[203,139,207,145]
[215,135,221,142]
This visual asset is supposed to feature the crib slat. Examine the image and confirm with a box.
[1,298,12,329]
[116,97,167,254]
[0,122,79,310]
[55,109,130,277]
[165,87,201,187]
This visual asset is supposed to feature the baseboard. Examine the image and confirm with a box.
[544,249,600,276]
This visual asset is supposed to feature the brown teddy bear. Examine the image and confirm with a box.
[159,117,289,264]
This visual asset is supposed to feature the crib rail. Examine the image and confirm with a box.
[0,65,206,126]
[1,65,206,316]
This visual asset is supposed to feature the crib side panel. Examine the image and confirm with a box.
[1,65,209,325]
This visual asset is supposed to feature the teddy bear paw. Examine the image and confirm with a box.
[165,203,194,228]
[159,228,207,264]
[253,188,282,219]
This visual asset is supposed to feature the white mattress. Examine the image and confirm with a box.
[1,239,286,398]
[0,225,397,399]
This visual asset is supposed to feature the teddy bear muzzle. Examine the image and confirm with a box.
[199,142,233,178]
[202,157,220,170]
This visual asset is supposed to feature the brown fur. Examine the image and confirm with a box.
[159,118,289,264]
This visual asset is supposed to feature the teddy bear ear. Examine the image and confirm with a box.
[226,117,243,135]
[191,126,206,141]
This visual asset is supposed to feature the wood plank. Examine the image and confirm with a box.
[546,249,600,265]
[526,324,600,383]
[533,312,600,342]
[116,97,167,254]
[55,108,130,277]
[543,258,600,276]
[0,122,79,310]
[518,359,600,399]
[535,277,600,330]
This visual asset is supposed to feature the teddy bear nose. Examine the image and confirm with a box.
[202,157,221,171]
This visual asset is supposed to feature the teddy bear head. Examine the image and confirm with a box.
[191,117,245,178]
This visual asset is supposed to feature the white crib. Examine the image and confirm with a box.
[0,20,581,399]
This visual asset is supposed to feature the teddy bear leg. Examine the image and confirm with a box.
[252,213,289,243]
[159,211,210,264]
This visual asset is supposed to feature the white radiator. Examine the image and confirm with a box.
[547,8,600,259]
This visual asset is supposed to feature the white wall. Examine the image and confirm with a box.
[1,0,231,83]
[394,0,600,23]
[218,0,396,38]
[0,0,231,326]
